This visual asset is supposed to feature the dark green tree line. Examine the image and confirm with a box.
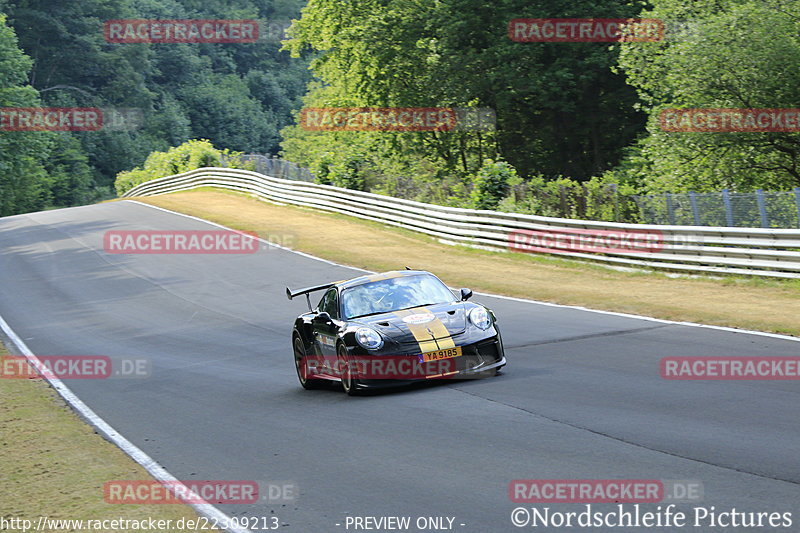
[0,13,51,215]
[0,0,309,215]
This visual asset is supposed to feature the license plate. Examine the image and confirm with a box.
[422,346,462,362]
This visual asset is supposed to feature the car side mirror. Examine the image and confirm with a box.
[460,288,473,301]
[314,311,332,323]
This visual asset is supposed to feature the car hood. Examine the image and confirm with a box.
[352,302,469,344]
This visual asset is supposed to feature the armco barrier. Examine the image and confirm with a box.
[122,168,800,279]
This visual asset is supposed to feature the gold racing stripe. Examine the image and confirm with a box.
[394,307,456,354]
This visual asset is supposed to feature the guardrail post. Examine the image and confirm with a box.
[756,189,769,228]
[665,193,676,225]
[795,187,800,228]
[722,189,734,226]
[689,191,700,225]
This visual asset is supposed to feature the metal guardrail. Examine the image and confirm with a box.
[122,167,800,279]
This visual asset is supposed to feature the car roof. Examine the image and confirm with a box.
[335,270,432,290]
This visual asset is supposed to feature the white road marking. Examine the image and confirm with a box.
[0,311,253,533]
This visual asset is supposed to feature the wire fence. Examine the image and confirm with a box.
[230,154,316,182]
[225,155,800,228]
[503,182,638,223]
[633,189,800,228]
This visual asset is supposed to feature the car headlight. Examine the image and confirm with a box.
[355,327,384,350]
[469,307,492,330]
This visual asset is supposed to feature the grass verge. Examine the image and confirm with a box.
[0,341,218,532]
[130,189,800,337]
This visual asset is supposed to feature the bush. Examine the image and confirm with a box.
[310,149,370,191]
[497,172,640,222]
[311,151,336,186]
[114,139,246,195]
[470,159,518,210]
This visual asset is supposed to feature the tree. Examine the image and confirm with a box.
[617,0,800,191]
[470,160,518,210]
[2,0,309,203]
[0,13,51,215]
[179,74,278,153]
[282,0,647,187]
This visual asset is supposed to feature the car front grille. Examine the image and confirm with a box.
[456,339,502,372]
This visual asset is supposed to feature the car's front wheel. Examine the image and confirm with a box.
[294,335,326,390]
[337,343,363,396]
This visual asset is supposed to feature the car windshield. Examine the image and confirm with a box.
[341,274,456,319]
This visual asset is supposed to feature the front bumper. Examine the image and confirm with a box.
[354,335,506,389]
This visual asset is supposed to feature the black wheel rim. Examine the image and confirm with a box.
[338,345,352,391]
[294,338,307,384]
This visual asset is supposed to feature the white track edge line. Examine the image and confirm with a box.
[125,199,800,344]
[0,312,253,533]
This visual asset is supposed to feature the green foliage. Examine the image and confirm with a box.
[497,172,639,222]
[583,173,639,222]
[0,13,51,216]
[325,155,367,191]
[1,0,309,207]
[0,12,30,88]
[617,0,800,191]
[43,134,95,207]
[470,159,517,210]
[283,0,645,184]
[178,74,278,153]
[114,139,246,195]
[7,0,799,219]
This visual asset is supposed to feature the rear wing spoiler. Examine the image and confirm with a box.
[286,282,335,310]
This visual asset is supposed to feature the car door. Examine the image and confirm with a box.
[312,288,342,360]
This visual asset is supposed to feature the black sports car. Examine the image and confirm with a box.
[287,269,506,395]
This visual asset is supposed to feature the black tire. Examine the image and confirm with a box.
[337,343,363,396]
[294,335,326,390]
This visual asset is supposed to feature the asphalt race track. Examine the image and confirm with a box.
[1,200,799,532]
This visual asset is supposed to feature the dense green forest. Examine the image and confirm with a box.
[0,0,307,216]
[2,0,799,217]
